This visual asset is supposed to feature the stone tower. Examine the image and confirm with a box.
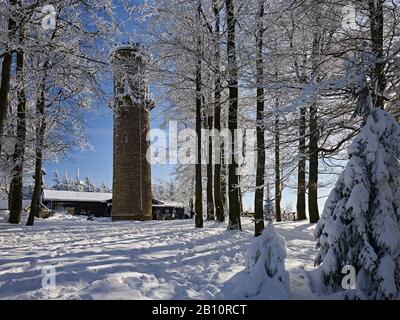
[110,43,154,221]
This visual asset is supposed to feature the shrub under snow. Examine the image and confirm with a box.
[234,222,290,299]
[315,107,400,299]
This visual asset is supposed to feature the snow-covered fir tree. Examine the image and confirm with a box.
[84,176,96,192]
[315,101,400,299]
[99,181,110,193]
[234,222,290,299]
[52,170,61,190]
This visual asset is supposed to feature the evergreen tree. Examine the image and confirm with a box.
[84,176,95,192]
[52,170,61,190]
[99,181,110,193]
[234,222,289,299]
[315,105,400,299]
[60,172,71,191]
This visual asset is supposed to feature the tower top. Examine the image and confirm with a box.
[110,41,155,111]
[110,42,149,68]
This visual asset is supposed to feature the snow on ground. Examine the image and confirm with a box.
[0,212,318,300]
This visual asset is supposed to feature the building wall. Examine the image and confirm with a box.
[44,201,110,217]
[152,207,186,220]
[42,199,187,220]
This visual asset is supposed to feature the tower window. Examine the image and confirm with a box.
[116,79,130,97]
[123,135,128,144]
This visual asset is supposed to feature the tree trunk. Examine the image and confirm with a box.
[265,183,273,222]
[274,111,282,222]
[369,0,385,110]
[8,183,13,212]
[239,186,243,213]
[27,84,46,226]
[221,139,227,214]
[206,112,215,220]
[254,0,265,237]
[0,3,16,155]
[9,46,26,224]
[307,30,321,224]
[296,107,307,220]
[213,0,224,223]
[195,1,203,228]
[308,101,319,223]
[189,197,194,217]
[226,0,241,231]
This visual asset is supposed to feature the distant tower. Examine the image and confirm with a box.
[110,43,155,221]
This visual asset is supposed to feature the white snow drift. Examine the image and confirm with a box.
[0,213,318,300]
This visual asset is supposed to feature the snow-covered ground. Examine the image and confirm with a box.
[0,212,319,300]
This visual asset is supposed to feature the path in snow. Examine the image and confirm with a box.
[0,213,318,300]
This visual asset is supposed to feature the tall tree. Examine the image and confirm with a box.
[8,32,26,224]
[289,12,308,222]
[226,0,241,231]
[206,106,215,220]
[308,32,322,224]
[195,0,204,228]
[0,0,16,155]
[369,0,385,110]
[27,21,58,226]
[221,138,228,215]
[213,0,225,223]
[274,99,282,222]
[27,71,47,226]
[308,100,319,223]
[254,0,265,236]
[296,106,307,220]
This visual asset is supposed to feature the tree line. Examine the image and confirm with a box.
[139,0,400,236]
[51,170,111,193]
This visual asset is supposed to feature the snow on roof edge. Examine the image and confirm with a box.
[42,190,186,207]
[43,190,112,203]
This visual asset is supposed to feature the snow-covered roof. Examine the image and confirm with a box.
[43,190,112,203]
[42,190,185,207]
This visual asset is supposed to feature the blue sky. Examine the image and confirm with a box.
[44,0,175,188]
